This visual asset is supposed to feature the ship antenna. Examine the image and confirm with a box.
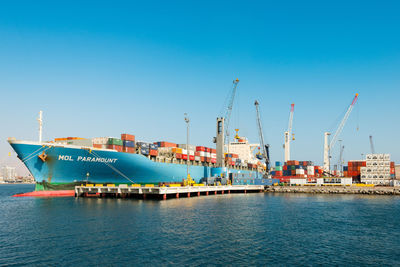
[38,110,43,143]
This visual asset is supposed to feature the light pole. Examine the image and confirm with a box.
[184,113,190,185]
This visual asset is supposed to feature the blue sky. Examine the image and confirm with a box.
[0,0,399,174]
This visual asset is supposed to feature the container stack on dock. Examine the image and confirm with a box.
[271,161,325,182]
[343,160,366,182]
[360,154,396,185]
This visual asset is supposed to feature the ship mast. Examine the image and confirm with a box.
[38,110,43,143]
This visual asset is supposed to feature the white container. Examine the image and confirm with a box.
[378,161,385,166]
[188,150,195,156]
[195,156,200,161]
[378,154,384,160]
[384,154,390,161]
[384,161,390,167]
[366,154,373,160]
[366,161,373,167]
[372,154,379,160]
[199,151,205,157]
[205,152,211,158]
[367,174,374,179]
[211,153,216,159]
[296,169,305,175]
[360,167,367,173]
[181,149,187,155]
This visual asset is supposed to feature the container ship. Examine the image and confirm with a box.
[8,118,271,191]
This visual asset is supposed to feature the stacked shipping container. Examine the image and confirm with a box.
[360,154,396,185]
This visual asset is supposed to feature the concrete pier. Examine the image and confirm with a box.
[265,186,400,195]
[75,184,265,200]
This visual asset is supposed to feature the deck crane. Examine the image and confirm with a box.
[215,79,239,167]
[254,100,270,173]
[222,79,240,145]
[369,135,375,154]
[284,104,295,163]
[323,93,359,173]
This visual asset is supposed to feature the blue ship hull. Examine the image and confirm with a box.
[10,141,263,186]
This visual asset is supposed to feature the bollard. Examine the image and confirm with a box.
[162,194,167,200]
[176,193,179,198]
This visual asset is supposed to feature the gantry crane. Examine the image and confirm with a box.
[323,94,359,173]
[369,135,375,154]
[284,104,295,162]
[254,100,270,173]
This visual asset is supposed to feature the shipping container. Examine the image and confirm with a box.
[123,140,135,148]
[108,138,123,146]
[107,144,123,152]
[149,143,158,150]
[121,134,135,141]
[149,149,158,156]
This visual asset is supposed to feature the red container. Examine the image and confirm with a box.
[391,168,395,174]
[121,134,135,141]
[283,165,288,171]
[189,155,195,161]
[176,153,182,159]
[107,144,123,152]
[232,154,239,159]
[206,157,211,163]
[275,171,283,176]
[391,162,395,168]
[211,158,216,164]
[123,147,135,153]
[205,148,210,153]
[196,146,205,152]
[93,144,102,148]
[211,149,216,154]
[200,157,205,162]
[195,151,201,156]
[182,154,188,160]
[158,142,177,148]
[150,149,158,156]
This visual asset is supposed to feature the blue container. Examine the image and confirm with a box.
[141,148,149,155]
[136,142,150,149]
[149,144,158,150]
[343,166,348,171]
[123,140,135,148]
[275,161,281,166]
[295,165,301,169]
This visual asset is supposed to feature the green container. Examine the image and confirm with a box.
[108,138,123,146]
[291,165,296,170]
[275,166,283,171]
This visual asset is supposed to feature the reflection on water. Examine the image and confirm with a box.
[1,184,400,266]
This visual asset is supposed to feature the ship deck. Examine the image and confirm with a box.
[75,184,265,200]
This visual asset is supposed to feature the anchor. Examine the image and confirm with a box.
[38,151,47,162]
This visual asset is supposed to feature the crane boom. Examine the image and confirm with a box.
[369,135,375,154]
[223,79,239,145]
[254,100,270,172]
[324,93,359,172]
[284,103,295,162]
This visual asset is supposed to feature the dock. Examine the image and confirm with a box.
[75,184,265,200]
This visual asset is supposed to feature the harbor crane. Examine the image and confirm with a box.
[323,93,359,173]
[254,100,270,173]
[215,79,239,167]
[222,79,240,145]
[283,104,295,162]
[369,135,375,154]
